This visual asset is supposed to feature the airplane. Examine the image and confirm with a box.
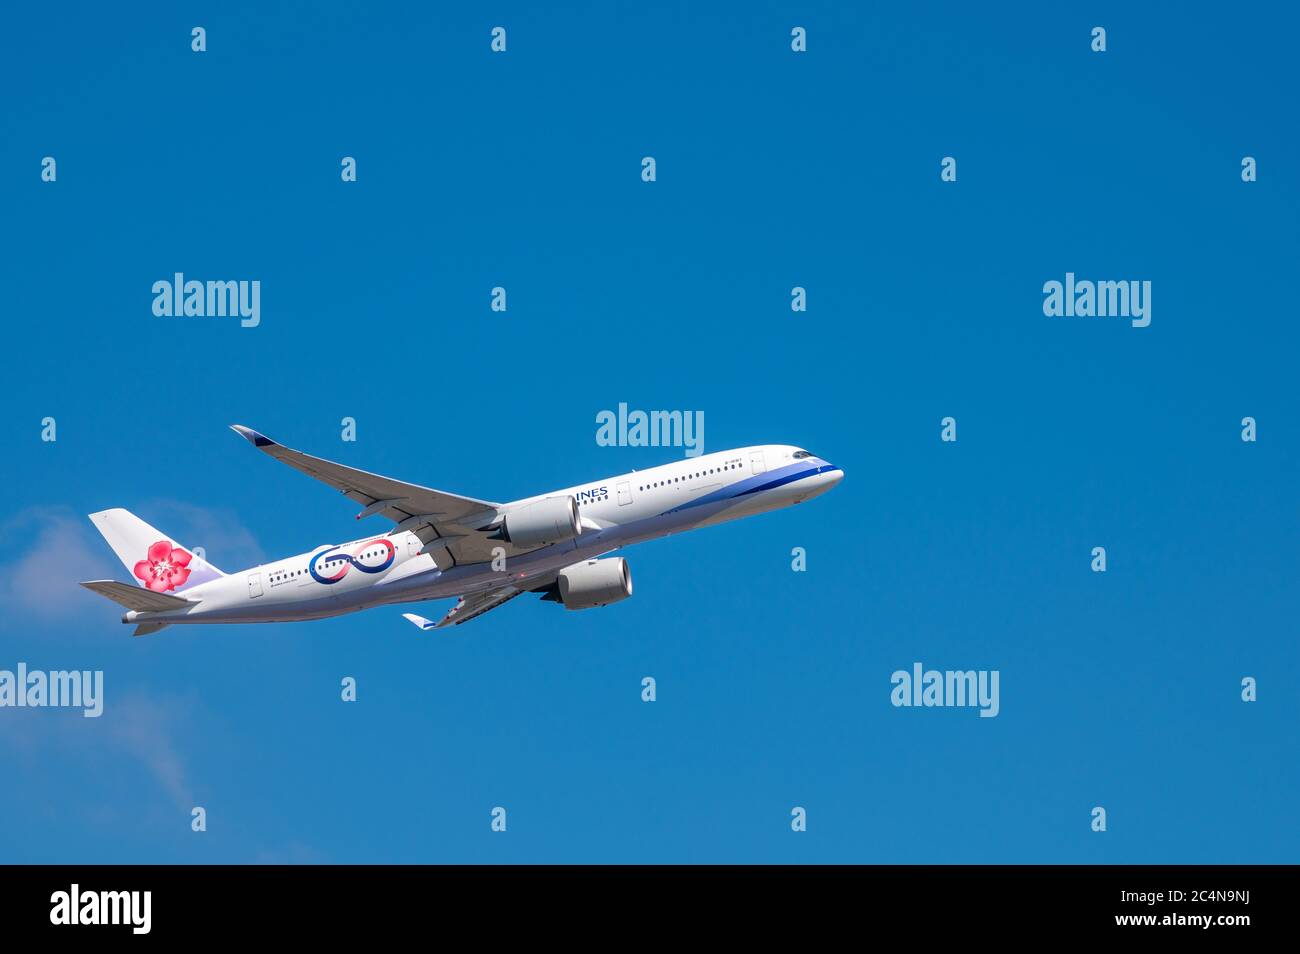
[81,426,844,635]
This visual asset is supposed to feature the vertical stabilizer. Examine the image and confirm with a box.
[87,509,225,594]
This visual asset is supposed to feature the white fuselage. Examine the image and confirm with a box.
[124,445,843,627]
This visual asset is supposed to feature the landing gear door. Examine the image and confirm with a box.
[616,480,632,506]
[750,451,767,475]
[248,572,263,599]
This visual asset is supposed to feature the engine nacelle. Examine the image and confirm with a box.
[556,558,633,610]
[499,496,581,548]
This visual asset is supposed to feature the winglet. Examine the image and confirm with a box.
[401,613,439,631]
[229,424,277,448]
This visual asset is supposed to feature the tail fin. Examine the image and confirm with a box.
[87,508,225,594]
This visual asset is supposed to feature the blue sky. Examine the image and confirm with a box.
[1,1,1296,862]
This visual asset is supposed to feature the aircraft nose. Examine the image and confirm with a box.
[804,462,842,496]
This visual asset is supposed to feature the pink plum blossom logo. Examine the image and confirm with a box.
[134,540,192,592]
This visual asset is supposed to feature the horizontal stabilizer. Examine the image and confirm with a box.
[81,580,194,613]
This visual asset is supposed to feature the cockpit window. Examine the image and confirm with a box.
[793,450,812,459]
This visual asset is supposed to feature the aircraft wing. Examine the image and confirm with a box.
[230,425,513,567]
[402,586,529,630]
[401,566,561,630]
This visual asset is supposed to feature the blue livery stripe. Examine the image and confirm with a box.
[663,462,837,516]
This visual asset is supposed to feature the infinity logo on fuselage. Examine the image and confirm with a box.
[309,538,396,584]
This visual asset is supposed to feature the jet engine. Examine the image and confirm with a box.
[544,558,633,610]
[496,496,581,548]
